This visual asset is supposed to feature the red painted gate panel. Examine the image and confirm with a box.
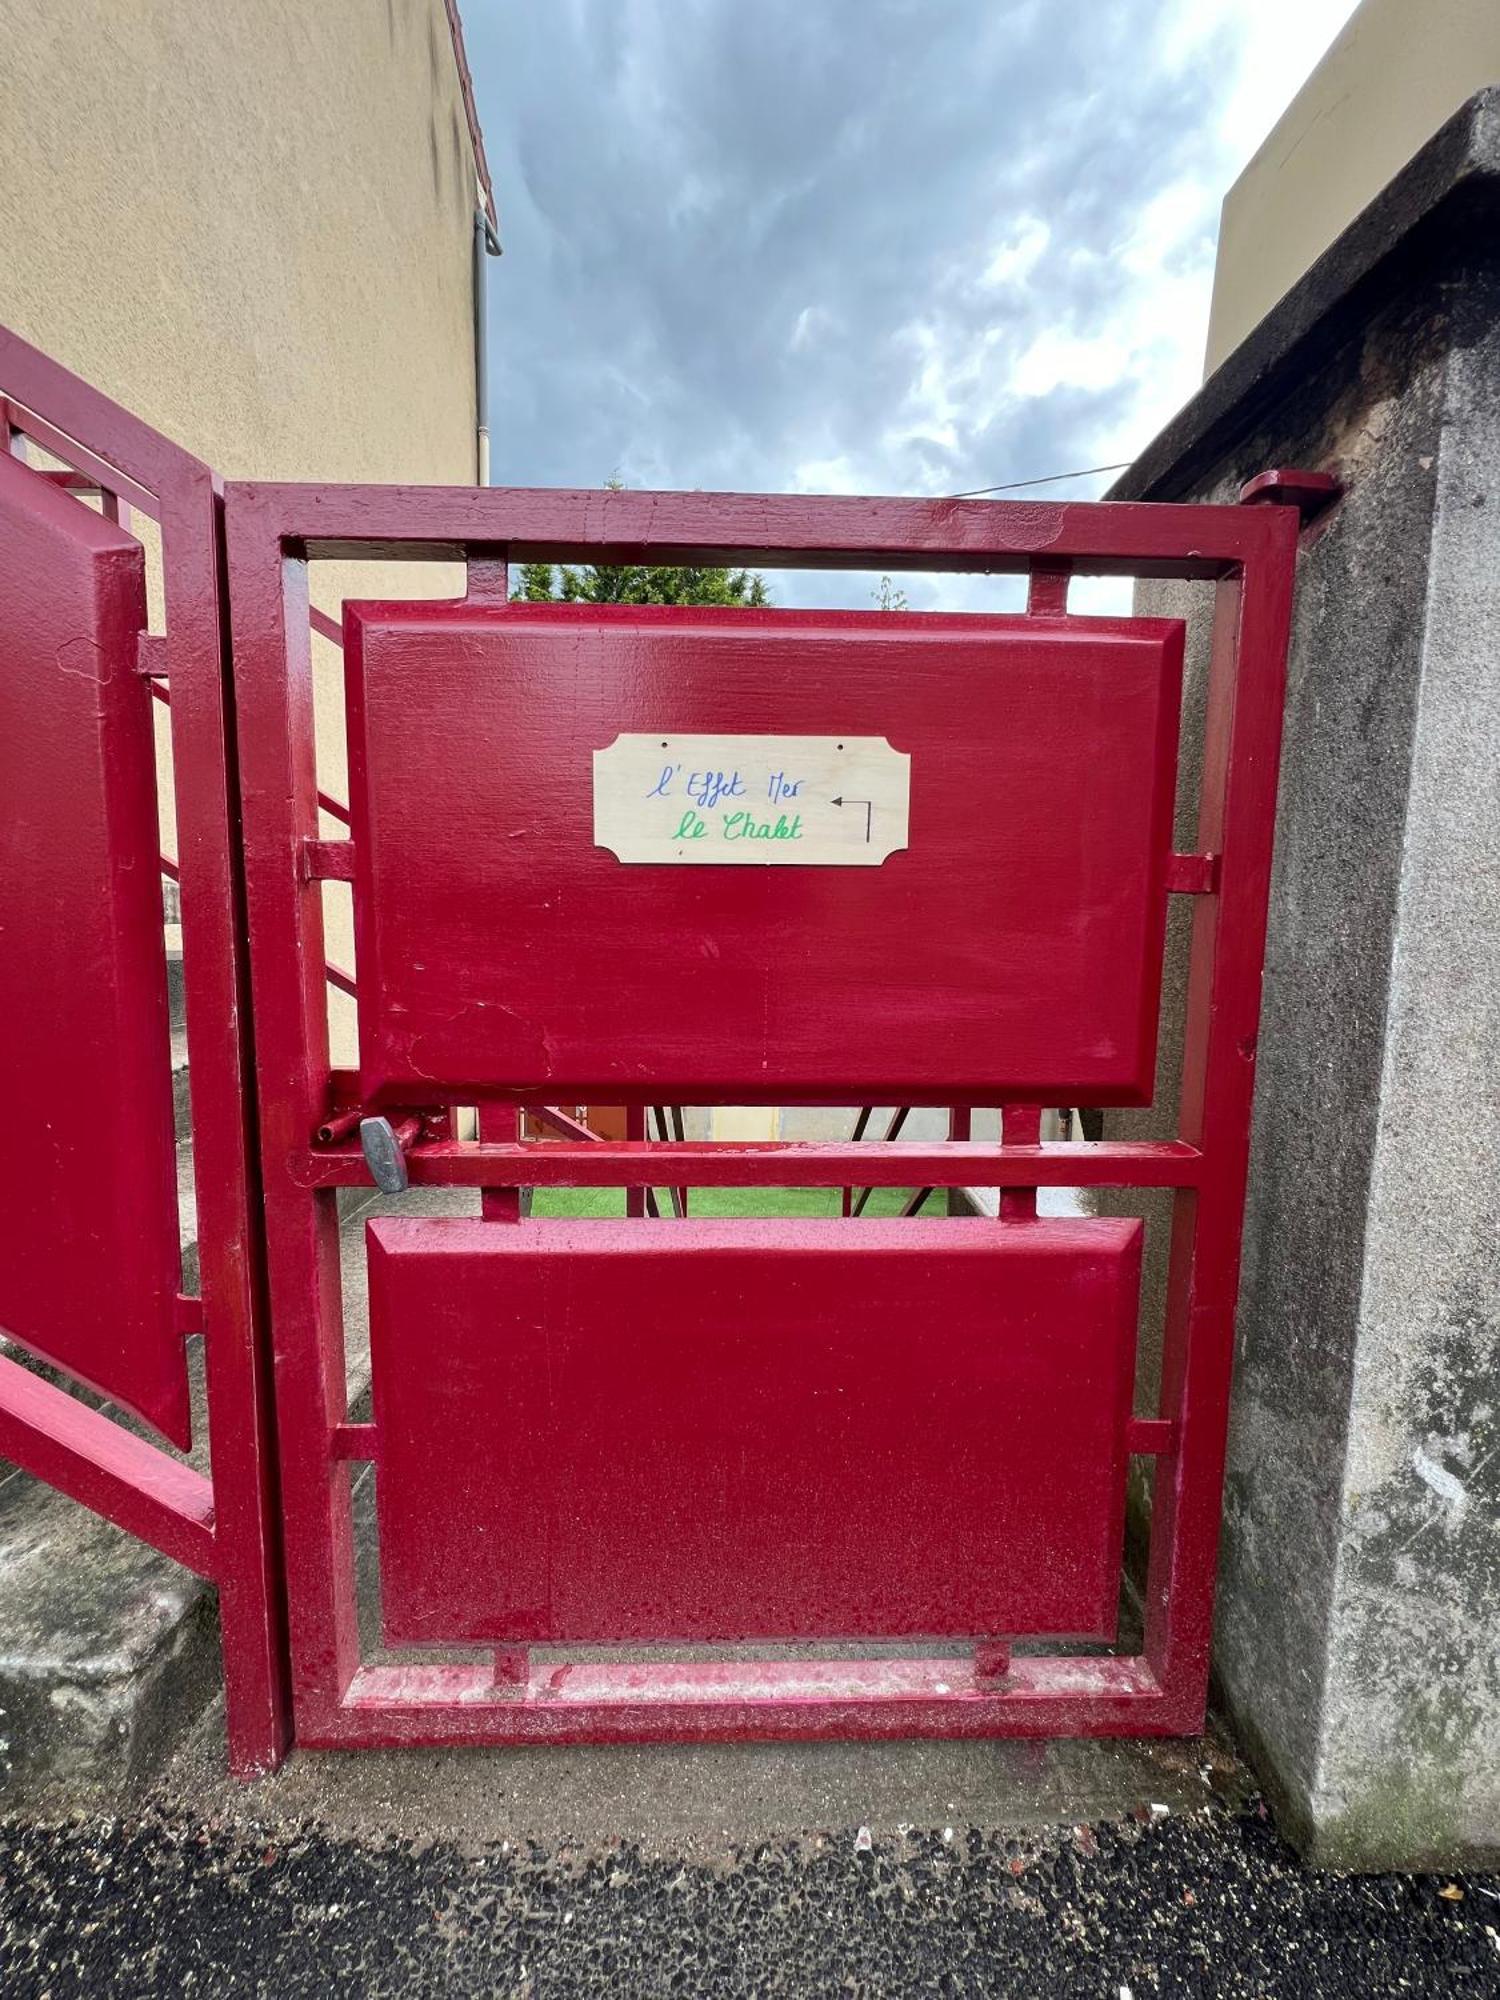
[368,1215,1142,1648]
[0,326,291,1777]
[226,480,1299,1753]
[345,603,1183,1105]
[0,451,188,1447]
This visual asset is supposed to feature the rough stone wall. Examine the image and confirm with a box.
[1208,300,1448,1861]
[1115,256,1500,1865]
[1309,274,1500,1865]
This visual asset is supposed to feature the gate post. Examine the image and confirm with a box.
[1109,92,1500,1869]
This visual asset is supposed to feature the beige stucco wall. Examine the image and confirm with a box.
[0,0,487,1061]
[1205,0,1500,374]
[0,0,480,482]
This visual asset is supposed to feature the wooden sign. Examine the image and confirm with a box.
[593,733,910,866]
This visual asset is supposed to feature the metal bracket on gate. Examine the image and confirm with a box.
[302,838,357,881]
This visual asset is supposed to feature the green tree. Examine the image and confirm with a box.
[514,483,770,608]
[515,557,770,608]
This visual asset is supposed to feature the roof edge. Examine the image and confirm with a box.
[443,0,498,239]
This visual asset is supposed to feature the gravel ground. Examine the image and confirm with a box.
[3,1798,1499,1997]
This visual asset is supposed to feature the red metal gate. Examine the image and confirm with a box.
[225,480,1297,1749]
[0,330,287,1774]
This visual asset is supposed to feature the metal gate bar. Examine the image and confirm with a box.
[292,1137,1204,1188]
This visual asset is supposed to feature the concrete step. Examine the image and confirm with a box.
[0,1322,215,1803]
[0,1464,218,1799]
[172,1025,191,1142]
[164,920,185,1034]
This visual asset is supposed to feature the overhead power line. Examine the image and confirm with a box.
[949,461,1131,499]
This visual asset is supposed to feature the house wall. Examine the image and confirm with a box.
[0,0,489,1059]
[1205,0,1500,372]
[0,0,480,486]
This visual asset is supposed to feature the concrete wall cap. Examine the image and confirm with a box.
[1111,87,1500,503]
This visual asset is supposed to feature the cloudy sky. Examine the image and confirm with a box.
[462,0,1359,608]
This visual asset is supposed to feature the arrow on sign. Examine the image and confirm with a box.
[831,796,873,842]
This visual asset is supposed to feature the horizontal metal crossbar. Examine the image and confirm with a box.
[0,1350,217,1578]
[228,479,1291,579]
[0,395,160,517]
[308,1653,1182,1749]
[329,1416,1179,1464]
[294,1138,1202,1190]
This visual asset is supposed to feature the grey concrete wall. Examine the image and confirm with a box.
[1315,290,1500,1865]
[1111,95,1500,1868]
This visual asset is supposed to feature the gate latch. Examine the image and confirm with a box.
[359,1116,411,1195]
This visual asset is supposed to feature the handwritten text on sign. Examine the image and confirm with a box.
[593,734,911,866]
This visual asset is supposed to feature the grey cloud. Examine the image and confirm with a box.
[462,1,1238,604]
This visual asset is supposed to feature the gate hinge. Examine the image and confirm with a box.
[1239,468,1342,527]
[302,838,357,881]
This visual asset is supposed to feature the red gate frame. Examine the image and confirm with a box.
[0,331,289,1775]
[226,480,1297,1749]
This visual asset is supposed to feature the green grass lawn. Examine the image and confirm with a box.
[530,1185,942,1219]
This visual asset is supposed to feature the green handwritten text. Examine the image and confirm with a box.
[721,811,804,842]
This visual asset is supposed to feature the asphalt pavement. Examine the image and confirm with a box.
[3,1795,1498,1997]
